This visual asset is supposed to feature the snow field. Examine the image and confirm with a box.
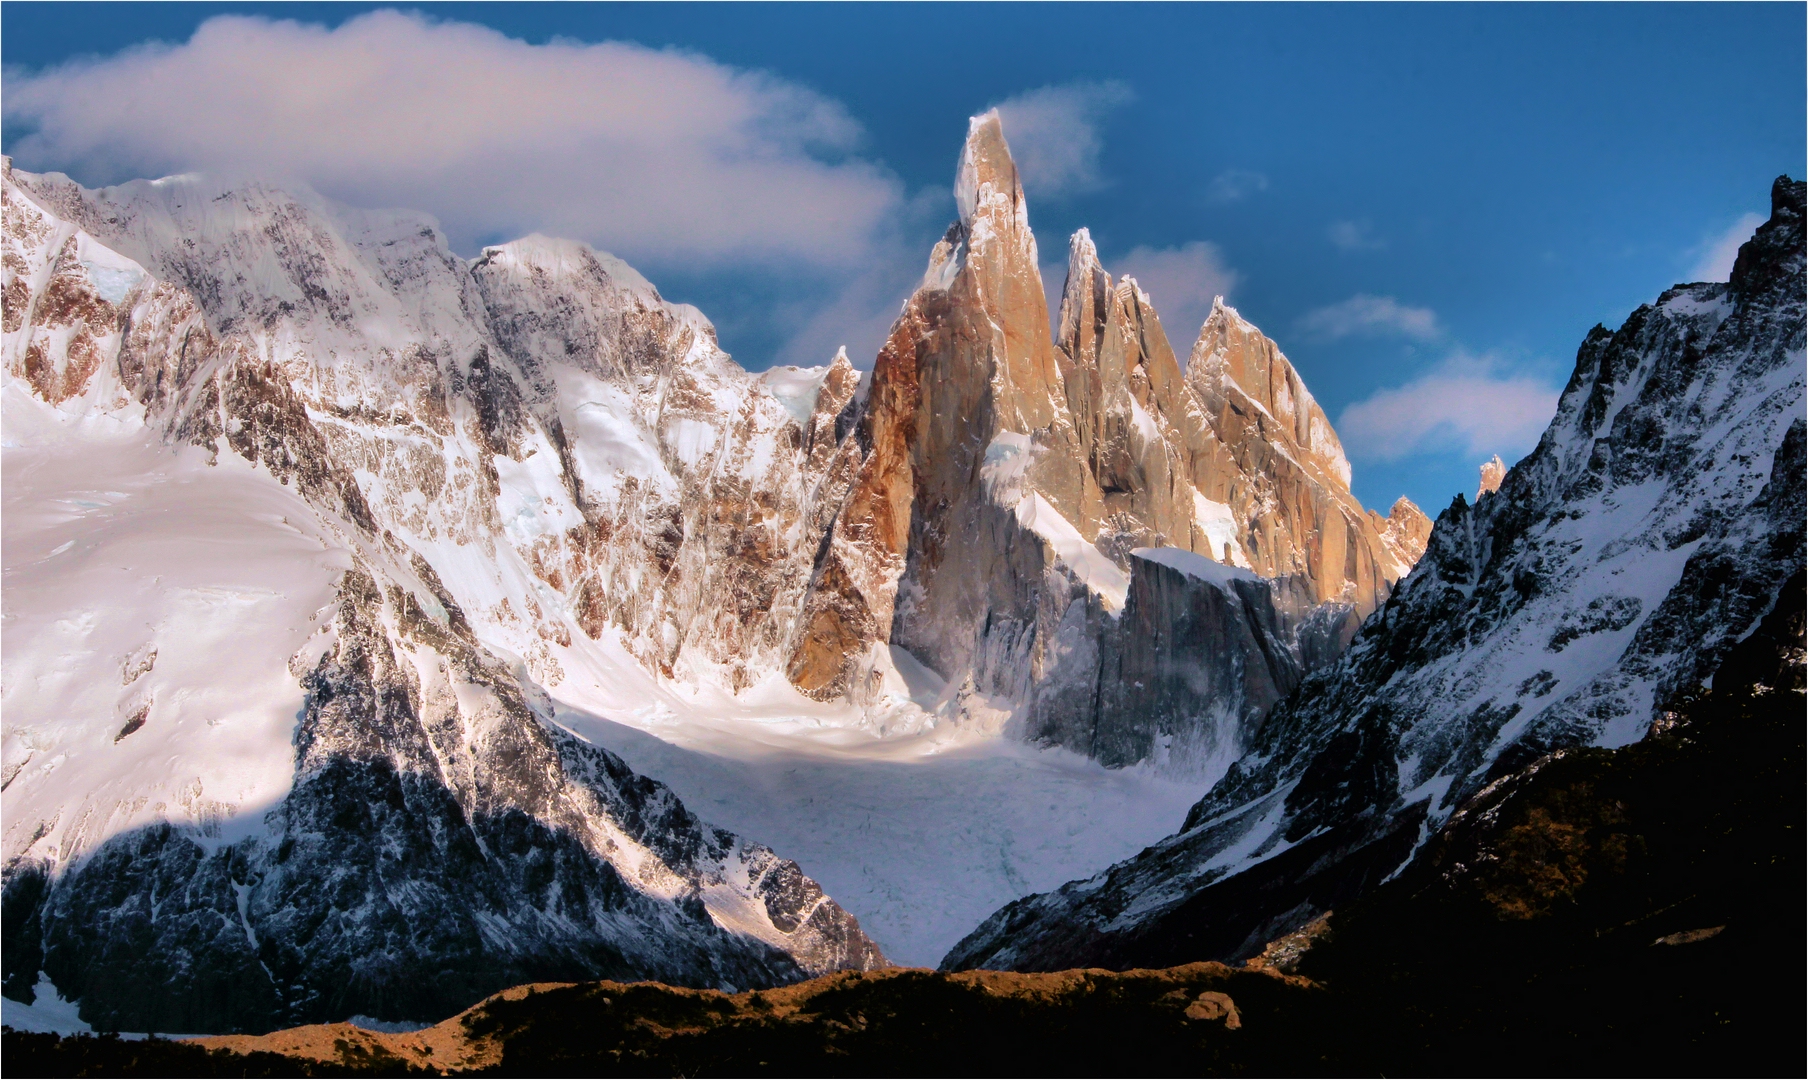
[556,703,1203,968]
[1,384,350,870]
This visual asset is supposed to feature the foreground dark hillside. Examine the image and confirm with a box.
[1290,568,1805,1076]
[8,575,1800,1076]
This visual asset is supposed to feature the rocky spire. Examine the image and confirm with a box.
[788,114,1431,742]
[1056,227,1111,370]
[1477,454,1507,498]
[787,109,1088,704]
[1188,297,1353,492]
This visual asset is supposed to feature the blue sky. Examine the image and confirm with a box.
[4,3,1802,514]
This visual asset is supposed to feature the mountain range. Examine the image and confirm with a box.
[1,111,1798,1043]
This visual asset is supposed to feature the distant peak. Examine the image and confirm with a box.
[1118,275,1152,307]
[955,109,1019,227]
[476,233,660,303]
[1477,454,1507,498]
[1069,226,1099,263]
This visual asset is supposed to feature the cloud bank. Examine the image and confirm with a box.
[1690,212,1764,283]
[1336,352,1561,465]
[3,10,904,270]
[992,82,1134,200]
[1297,294,1441,342]
[2,10,940,369]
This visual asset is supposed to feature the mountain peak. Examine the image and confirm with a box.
[1730,174,1804,298]
[954,109,1024,233]
[478,233,662,307]
[1477,454,1507,498]
[1057,227,1111,355]
[1067,226,1101,269]
[1189,296,1354,492]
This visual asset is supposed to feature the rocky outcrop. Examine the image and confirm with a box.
[1476,454,1507,497]
[944,176,1805,974]
[1372,495,1434,573]
[462,234,864,692]
[1186,299,1420,596]
[1078,549,1352,776]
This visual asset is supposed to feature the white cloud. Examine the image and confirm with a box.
[1328,219,1386,251]
[1,10,903,269]
[1206,169,1268,203]
[991,81,1134,200]
[1116,242,1239,345]
[1336,352,1561,465]
[1297,294,1441,342]
[1689,212,1764,282]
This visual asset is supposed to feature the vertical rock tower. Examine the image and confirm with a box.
[788,112,1429,759]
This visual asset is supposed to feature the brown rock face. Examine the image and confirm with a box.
[789,111,1090,708]
[1477,454,1508,498]
[788,112,1431,756]
[1185,298,1418,606]
[786,314,922,698]
[1055,228,1200,560]
[1374,496,1434,575]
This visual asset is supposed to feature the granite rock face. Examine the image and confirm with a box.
[944,176,1806,974]
[791,113,1428,757]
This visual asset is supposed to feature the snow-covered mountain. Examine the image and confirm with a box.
[1,110,1425,1033]
[0,160,884,1034]
[944,176,1806,973]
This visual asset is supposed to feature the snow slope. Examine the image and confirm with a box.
[541,648,1201,966]
[571,710,1200,968]
[2,383,346,867]
[0,113,1431,1031]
